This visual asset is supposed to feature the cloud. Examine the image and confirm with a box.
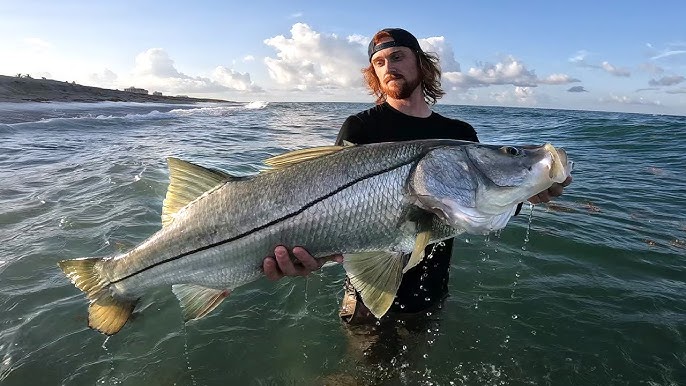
[570,50,631,77]
[243,55,255,62]
[648,75,685,86]
[88,69,118,87]
[666,87,686,94]
[639,62,664,75]
[212,66,262,91]
[443,56,578,89]
[603,94,661,106]
[568,86,588,92]
[569,50,595,68]
[263,23,368,91]
[421,36,460,72]
[489,87,537,105]
[119,48,262,94]
[651,50,686,60]
[541,73,580,85]
[601,61,630,77]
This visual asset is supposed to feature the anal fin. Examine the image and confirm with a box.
[88,294,136,336]
[172,284,230,321]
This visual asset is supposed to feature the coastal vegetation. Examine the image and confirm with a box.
[0,74,228,103]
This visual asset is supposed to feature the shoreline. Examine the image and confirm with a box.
[0,74,231,104]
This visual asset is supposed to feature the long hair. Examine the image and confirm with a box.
[363,35,445,105]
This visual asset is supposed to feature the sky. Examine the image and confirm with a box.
[1,1,685,115]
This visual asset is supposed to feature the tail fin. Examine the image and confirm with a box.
[58,258,136,335]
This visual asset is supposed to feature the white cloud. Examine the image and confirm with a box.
[603,94,661,106]
[88,68,118,87]
[443,56,578,89]
[109,48,262,94]
[421,36,460,72]
[541,73,580,85]
[514,86,534,101]
[212,66,262,91]
[666,87,686,94]
[651,50,686,60]
[601,61,630,77]
[263,23,367,91]
[134,48,182,78]
[243,55,255,62]
[569,50,590,64]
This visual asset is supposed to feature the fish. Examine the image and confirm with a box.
[58,139,573,335]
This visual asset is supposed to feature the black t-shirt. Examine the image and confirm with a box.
[335,102,479,313]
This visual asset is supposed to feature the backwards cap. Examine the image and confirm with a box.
[368,28,422,62]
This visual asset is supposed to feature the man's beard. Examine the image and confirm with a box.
[382,74,421,100]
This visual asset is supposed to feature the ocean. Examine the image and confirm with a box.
[0,101,684,386]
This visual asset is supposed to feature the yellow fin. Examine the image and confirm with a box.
[403,230,431,273]
[88,292,136,335]
[172,284,230,321]
[58,257,136,335]
[342,252,404,319]
[163,158,232,227]
[263,146,345,170]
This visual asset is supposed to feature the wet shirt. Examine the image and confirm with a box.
[335,102,478,313]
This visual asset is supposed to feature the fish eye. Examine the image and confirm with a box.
[500,146,521,156]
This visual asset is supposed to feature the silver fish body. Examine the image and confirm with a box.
[59,139,572,335]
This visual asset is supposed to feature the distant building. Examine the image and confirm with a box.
[124,87,149,95]
[175,95,189,98]
[152,91,163,96]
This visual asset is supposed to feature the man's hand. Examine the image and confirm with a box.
[263,246,344,281]
[528,176,573,204]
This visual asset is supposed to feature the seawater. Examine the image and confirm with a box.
[0,101,684,385]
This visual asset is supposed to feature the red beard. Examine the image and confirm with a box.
[382,74,421,100]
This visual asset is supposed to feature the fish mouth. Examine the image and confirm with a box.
[542,143,572,183]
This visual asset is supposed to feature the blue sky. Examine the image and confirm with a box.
[1,1,685,115]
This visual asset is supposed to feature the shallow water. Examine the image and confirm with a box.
[1,101,684,385]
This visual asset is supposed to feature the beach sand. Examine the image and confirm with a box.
[0,74,230,103]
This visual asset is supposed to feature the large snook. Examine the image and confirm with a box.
[58,139,573,335]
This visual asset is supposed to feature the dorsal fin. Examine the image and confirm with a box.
[162,158,233,227]
[263,146,345,170]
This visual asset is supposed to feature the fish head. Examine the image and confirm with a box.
[410,142,573,234]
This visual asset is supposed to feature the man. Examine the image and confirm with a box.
[263,28,571,323]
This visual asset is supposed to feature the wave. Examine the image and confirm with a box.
[3,102,261,127]
[245,101,269,109]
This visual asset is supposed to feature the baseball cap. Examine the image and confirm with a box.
[368,28,423,62]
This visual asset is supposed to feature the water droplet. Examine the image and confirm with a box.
[424,297,431,302]
[423,353,429,359]
[400,304,406,309]
[511,314,518,320]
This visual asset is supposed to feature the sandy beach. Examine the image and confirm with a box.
[0,74,229,103]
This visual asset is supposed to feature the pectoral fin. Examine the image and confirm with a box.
[171,284,231,321]
[342,252,404,319]
[404,230,432,273]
